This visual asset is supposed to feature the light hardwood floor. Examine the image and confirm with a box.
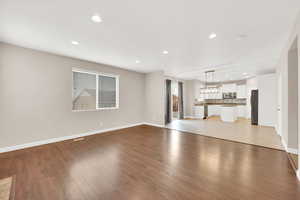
[0,125,299,200]
[166,117,284,150]
[289,153,299,169]
[0,176,13,200]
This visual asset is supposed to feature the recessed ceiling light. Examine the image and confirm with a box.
[243,73,247,75]
[163,50,169,54]
[71,41,79,45]
[135,60,140,64]
[91,14,102,23]
[209,32,217,39]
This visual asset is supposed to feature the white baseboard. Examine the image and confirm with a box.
[184,115,194,118]
[288,148,299,155]
[0,122,144,153]
[281,138,288,151]
[143,122,165,128]
[184,115,203,119]
[281,138,298,154]
[280,138,300,182]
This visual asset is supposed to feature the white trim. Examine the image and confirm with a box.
[287,148,299,155]
[96,73,99,108]
[184,115,194,118]
[0,123,143,153]
[143,122,165,128]
[281,138,288,150]
[116,75,120,109]
[281,138,298,154]
[184,115,203,119]
[297,170,300,181]
[72,67,99,75]
[0,122,168,153]
[276,130,281,136]
[96,74,120,110]
[72,67,119,81]
[72,68,120,111]
[71,107,119,112]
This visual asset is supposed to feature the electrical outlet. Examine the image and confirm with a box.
[99,122,103,127]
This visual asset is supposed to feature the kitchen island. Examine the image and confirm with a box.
[193,99,246,122]
[220,105,237,122]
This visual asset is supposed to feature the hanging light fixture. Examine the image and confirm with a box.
[200,70,220,94]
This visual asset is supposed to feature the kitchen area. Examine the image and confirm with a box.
[166,73,282,150]
[193,83,248,122]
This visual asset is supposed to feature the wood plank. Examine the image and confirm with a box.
[0,125,299,200]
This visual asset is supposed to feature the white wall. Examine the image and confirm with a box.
[0,42,145,148]
[194,80,205,101]
[222,83,237,93]
[246,77,258,119]
[144,71,165,126]
[257,74,277,127]
[183,80,195,117]
[276,10,300,176]
[277,73,282,136]
[237,84,247,99]
[183,80,205,117]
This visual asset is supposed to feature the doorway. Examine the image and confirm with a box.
[171,81,179,120]
[287,37,299,170]
[277,73,282,137]
[165,80,184,125]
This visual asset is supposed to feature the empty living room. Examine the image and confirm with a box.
[1,1,300,200]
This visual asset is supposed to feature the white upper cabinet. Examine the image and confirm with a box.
[237,84,246,98]
[215,91,223,99]
[221,84,237,93]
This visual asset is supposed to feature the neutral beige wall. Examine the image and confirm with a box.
[257,73,277,127]
[276,11,300,171]
[277,13,300,149]
[0,42,145,148]
[184,80,195,117]
[144,71,165,125]
[184,80,206,117]
[288,48,298,149]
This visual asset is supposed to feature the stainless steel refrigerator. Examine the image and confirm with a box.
[251,90,258,125]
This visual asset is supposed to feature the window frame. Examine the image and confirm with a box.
[72,67,119,111]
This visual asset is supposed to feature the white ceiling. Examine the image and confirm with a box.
[1,0,300,82]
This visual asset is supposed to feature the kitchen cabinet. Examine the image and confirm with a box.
[208,105,221,116]
[221,106,238,122]
[222,84,237,93]
[237,105,246,117]
[215,92,223,99]
[208,106,214,117]
[202,91,222,100]
[237,85,246,98]
[193,106,204,118]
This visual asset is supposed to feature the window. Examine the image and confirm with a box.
[72,68,119,111]
[98,75,117,108]
[73,71,97,110]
